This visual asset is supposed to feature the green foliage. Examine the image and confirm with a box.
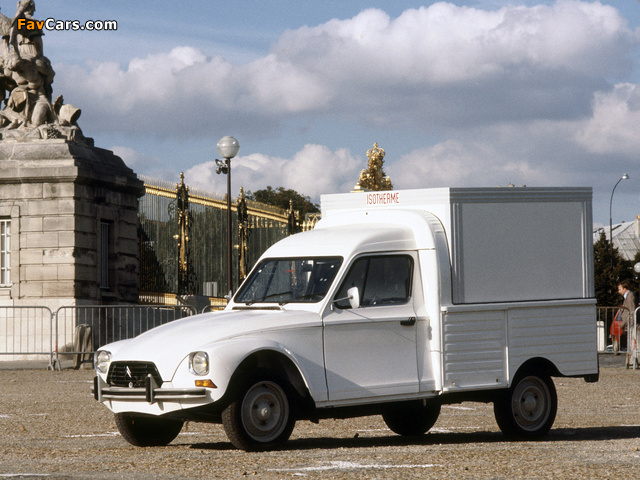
[593,230,633,306]
[246,186,320,217]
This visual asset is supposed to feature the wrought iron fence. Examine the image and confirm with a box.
[138,176,291,299]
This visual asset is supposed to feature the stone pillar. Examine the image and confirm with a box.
[0,139,144,310]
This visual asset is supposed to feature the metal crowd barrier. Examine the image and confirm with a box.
[53,305,197,369]
[0,306,56,369]
[0,305,199,370]
[597,306,622,353]
[0,305,637,370]
[597,306,640,368]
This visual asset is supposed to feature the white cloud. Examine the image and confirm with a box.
[183,144,362,200]
[111,146,175,180]
[387,139,543,189]
[52,1,638,139]
[111,146,157,171]
[284,144,362,197]
[576,83,640,155]
[276,2,632,83]
[55,46,329,134]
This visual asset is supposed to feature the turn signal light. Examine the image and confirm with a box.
[195,379,217,388]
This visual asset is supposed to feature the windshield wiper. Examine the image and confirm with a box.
[278,294,323,306]
[246,291,292,306]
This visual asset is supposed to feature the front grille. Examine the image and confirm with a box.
[107,361,163,388]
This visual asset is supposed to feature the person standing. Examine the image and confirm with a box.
[617,280,637,355]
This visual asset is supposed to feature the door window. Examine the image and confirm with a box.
[334,255,413,308]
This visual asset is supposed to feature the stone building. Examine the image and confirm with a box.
[0,140,143,311]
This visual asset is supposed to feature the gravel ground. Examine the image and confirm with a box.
[0,355,639,479]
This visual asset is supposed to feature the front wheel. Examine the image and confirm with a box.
[222,373,296,451]
[494,371,557,439]
[115,413,184,447]
[382,400,441,436]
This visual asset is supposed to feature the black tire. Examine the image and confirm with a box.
[222,372,296,451]
[494,371,557,439]
[114,412,183,447]
[382,400,441,436]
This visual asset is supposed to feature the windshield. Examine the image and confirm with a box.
[234,257,343,304]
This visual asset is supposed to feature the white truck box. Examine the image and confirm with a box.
[321,187,594,304]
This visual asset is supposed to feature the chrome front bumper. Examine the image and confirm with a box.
[92,375,207,404]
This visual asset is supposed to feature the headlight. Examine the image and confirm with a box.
[189,351,209,375]
[95,350,111,374]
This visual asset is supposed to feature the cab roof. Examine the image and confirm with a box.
[263,223,416,260]
[262,209,443,260]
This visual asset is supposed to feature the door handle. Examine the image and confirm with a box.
[401,317,416,326]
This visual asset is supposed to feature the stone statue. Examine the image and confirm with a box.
[0,0,91,145]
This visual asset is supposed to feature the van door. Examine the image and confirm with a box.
[323,254,420,402]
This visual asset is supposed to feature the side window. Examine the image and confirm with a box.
[334,257,368,308]
[335,255,413,309]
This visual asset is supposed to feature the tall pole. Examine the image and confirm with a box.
[226,159,232,298]
[216,136,240,299]
[609,173,629,268]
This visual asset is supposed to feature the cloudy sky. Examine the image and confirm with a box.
[31,1,640,226]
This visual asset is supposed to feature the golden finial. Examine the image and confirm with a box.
[367,143,385,163]
[353,142,393,192]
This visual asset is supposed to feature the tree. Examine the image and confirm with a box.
[246,186,320,217]
[593,231,633,306]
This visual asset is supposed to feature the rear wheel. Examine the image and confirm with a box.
[382,400,441,436]
[115,413,183,447]
[222,372,296,451]
[494,371,557,439]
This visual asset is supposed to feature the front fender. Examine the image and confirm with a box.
[96,338,132,359]
[172,332,327,404]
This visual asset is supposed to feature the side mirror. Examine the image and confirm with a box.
[332,287,361,309]
[347,287,360,309]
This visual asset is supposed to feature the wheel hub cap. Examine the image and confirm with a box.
[522,392,538,417]
[255,400,273,424]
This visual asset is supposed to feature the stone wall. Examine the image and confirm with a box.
[0,139,144,309]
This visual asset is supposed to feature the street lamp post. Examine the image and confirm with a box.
[609,173,629,267]
[215,136,240,298]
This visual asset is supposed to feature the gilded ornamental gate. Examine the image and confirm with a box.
[138,175,296,300]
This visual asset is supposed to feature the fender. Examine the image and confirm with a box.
[177,334,327,404]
